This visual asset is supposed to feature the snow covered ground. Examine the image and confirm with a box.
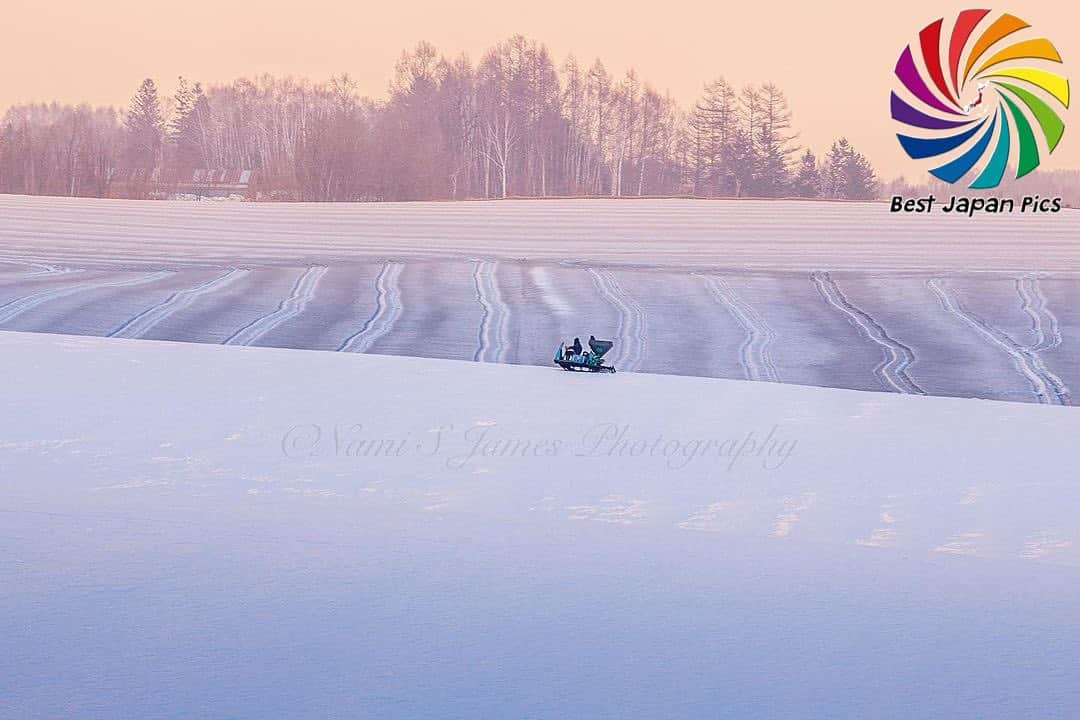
[2,331,1078,718]
[1,195,1078,403]
[1,194,1077,271]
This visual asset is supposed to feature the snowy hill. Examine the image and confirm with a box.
[2,331,1078,718]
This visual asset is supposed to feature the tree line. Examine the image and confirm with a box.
[0,36,879,201]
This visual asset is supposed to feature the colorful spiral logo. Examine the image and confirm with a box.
[892,9,1070,188]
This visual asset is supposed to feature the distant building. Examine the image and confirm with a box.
[106,168,258,199]
[180,169,257,199]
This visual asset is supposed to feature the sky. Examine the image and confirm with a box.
[1,0,1075,179]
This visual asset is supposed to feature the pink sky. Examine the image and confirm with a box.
[1,0,1075,179]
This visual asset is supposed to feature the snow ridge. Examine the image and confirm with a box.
[0,270,173,325]
[588,268,645,372]
[472,260,510,363]
[224,265,327,346]
[338,261,403,353]
[110,268,249,339]
[929,278,1070,405]
[813,271,925,395]
[700,274,780,383]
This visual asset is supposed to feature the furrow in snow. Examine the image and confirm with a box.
[109,268,250,339]
[813,271,924,395]
[0,270,173,325]
[700,274,780,383]
[929,278,1069,405]
[473,260,510,363]
[587,268,646,372]
[224,265,327,346]
[338,262,403,353]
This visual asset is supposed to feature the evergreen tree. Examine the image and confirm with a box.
[169,77,193,142]
[124,78,164,174]
[729,126,755,197]
[792,149,820,197]
[755,122,788,196]
[822,138,878,199]
[843,146,878,199]
[821,139,847,198]
[168,77,205,178]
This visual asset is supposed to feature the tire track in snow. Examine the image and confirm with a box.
[338,261,403,353]
[587,268,645,372]
[0,270,173,325]
[0,258,80,278]
[109,268,250,339]
[813,271,925,395]
[1016,274,1070,402]
[224,265,327,346]
[472,260,510,363]
[929,278,1070,405]
[700,274,780,382]
[1017,275,1063,353]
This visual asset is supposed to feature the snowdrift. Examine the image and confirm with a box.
[2,331,1078,717]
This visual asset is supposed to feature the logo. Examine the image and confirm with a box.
[891,9,1070,188]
